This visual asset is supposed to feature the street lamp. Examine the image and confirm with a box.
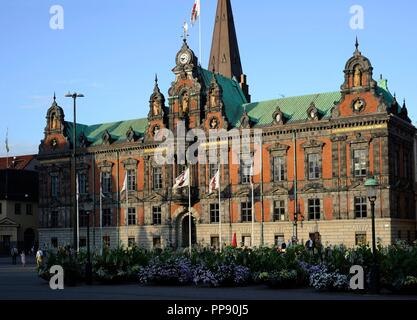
[365,177,379,293]
[65,92,84,252]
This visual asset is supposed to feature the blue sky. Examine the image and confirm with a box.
[1,0,416,156]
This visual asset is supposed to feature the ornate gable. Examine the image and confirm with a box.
[331,39,388,119]
[39,94,70,154]
[203,72,228,130]
[145,75,168,143]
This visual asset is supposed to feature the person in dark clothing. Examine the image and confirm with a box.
[11,247,18,265]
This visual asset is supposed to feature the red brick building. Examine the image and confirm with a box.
[37,0,416,250]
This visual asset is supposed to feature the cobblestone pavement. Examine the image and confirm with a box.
[0,257,416,300]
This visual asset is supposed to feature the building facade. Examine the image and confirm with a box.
[0,156,39,255]
[37,0,416,250]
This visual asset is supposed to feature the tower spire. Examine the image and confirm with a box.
[209,0,250,101]
[209,0,242,79]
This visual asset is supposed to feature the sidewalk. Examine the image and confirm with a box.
[0,256,36,268]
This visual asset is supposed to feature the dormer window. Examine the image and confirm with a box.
[273,107,285,125]
[307,103,319,121]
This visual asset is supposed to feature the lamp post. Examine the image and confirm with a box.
[365,177,379,293]
[65,92,84,252]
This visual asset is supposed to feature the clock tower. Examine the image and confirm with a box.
[168,40,204,131]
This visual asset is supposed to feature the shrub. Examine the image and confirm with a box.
[266,269,298,289]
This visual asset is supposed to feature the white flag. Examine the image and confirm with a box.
[209,170,220,194]
[173,168,190,189]
[191,0,201,25]
[121,172,127,193]
[76,174,79,199]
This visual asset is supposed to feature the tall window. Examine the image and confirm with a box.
[128,207,136,225]
[354,197,367,218]
[353,150,367,177]
[51,211,58,228]
[26,204,33,215]
[308,154,321,180]
[394,149,401,178]
[80,211,89,227]
[152,206,162,225]
[15,203,21,215]
[127,170,136,191]
[404,152,411,179]
[101,172,112,193]
[210,203,219,223]
[396,195,401,218]
[273,156,286,182]
[241,202,252,222]
[153,167,163,190]
[308,199,321,220]
[102,209,112,227]
[51,175,59,197]
[78,173,88,194]
[240,160,252,184]
[273,200,286,221]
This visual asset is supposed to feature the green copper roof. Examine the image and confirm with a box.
[65,118,148,147]
[241,78,395,127]
[63,77,396,146]
[242,91,342,127]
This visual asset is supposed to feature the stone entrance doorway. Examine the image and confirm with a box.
[179,214,197,249]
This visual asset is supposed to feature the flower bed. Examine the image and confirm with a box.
[37,242,417,294]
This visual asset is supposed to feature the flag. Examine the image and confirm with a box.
[121,172,127,193]
[5,128,9,153]
[191,0,200,25]
[173,168,190,189]
[209,169,220,194]
[76,174,79,199]
[232,233,237,248]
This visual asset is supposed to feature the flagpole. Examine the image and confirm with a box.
[199,4,202,65]
[99,173,103,254]
[76,174,80,253]
[125,172,129,248]
[251,173,254,248]
[188,166,192,256]
[260,136,264,247]
[218,165,222,251]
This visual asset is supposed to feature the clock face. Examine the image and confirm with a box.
[179,52,190,65]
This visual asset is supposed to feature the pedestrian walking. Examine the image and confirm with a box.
[36,249,43,268]
[20,251,26,267]
[11,247,18,265]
